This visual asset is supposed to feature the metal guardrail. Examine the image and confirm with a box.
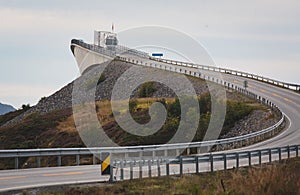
[111,144,299,181]
[150,57,300,91]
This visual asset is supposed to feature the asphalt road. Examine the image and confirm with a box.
[0,56,299,192]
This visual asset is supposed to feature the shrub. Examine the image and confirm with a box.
[138,82,156,98]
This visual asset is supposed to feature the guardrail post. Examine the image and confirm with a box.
[15,157,19,169]
[248,151,251,166]
[223,154,227,170]
[120,160,124,180]
[58,156,62,166]
[164,150,168,157]
[278,148,281,162]
[93,155,96,165]
[37,157,41,168]
[157,160,161,177]
[152,150,155,158]
[148,160,152,178]
[179,156,183,175]
[166,159,170,176]
[139,161,143,179]
[109,160,114,182]
[236,153,239,169]
[269,149,272,162]
[287,146,290,159]
[195,156,199,174]
[259,151,262,165]
[210,154,214,172]
[130,161,133,180]
[76,154,80,166]
[187,148,190,155]
[296,145,299,157]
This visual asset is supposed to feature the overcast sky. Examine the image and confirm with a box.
[1,0,300,108]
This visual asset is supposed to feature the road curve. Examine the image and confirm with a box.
[0,57,299,192]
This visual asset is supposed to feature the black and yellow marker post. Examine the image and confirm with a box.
[101,152,111,175]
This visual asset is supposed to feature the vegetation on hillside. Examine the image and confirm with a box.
[0,92,269,169]
[138,82,156,98]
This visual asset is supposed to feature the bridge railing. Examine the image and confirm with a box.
[111,144,299,181]
[150,57,300,91]
[71,39,300,91]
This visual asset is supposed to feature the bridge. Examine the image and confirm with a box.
[0,39,299,192]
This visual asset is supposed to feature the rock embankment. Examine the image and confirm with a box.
[2,61,209,127]
[221,109,278,139]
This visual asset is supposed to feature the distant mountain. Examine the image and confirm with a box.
[0,103,16,115]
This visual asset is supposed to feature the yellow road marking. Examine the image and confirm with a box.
[260,89,267,93]
[0,176,26,180]
[284,98,293,103]
[272,93,280,97]
[43,171,85,177]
